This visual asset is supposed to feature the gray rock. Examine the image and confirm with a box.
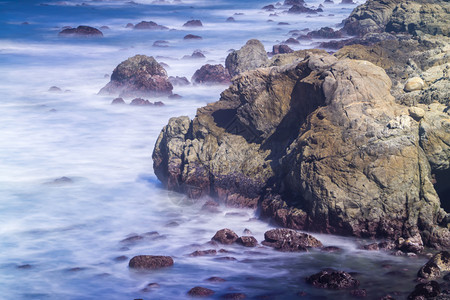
[225,39,269,77]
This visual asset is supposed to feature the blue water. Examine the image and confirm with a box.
[0,0,427,299]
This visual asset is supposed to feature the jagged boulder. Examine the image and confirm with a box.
[225,39,269,77]
[99,55,173,98]
[152,51,450,248]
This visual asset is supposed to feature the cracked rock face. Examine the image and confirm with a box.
[152,51,450,248]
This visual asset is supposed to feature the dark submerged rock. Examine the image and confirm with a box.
[48,86,62,92]
[134,21,168,30]
[262,228,322,251]
[128,255,173,269]
[189,249,217,257]
[212,229,239,245]
[184,34,202,40]
[58,25,103,37]
[99,55,173,98]
[221,293,247,299]
[183,20,203,27]
[306,270,360,289]
[187,286,215,297]
[205,276,226,282]
[192,64,231,85]
[408,281,441,300]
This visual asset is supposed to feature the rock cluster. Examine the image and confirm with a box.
[99,55,173,98]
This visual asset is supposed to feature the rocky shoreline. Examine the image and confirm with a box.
[152,0,449,250]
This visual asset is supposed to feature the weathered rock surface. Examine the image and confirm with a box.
[212,229,239,244]
[288,5,322,14]
[225,39,269,77]
[153,49,450,248]
[99,55,173,98]
[183,20,203,27]
[418,251,450,280]
[341,0,450,37]
[192,64,232,85]
[128,255,174,269]
[58,25,103,37]
[262,228,322,251]
[236,236,258,247]
[306,270,360,289]
[408,281,441,300]
[134,21,168,30]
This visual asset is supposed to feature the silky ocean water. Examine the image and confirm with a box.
[0,0,429,299]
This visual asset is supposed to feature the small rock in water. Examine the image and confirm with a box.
[321,246,342,252]
[211,229,239,244]
[58,25,103,37]
[192,64,231,85]
[125,23,134,28]
[184,34,202,40]
[189,249,217,257]
[17,264,32,269]
[169,76,190,86]
[187,286,215,297]
[120,235,144,244]
[226,17,236,22]
[48,86,62,92]
[350,289,367,297]
[47,177,73,185]
[201,200,220,213]
[168,94,182,99]
[128,255,174,270]
[236,236,258,247]
[153,40,169,47]
[262,228,322,252]
[113,255,128,262]
[221,293,247,299]
[205,276,226,282]
[306,270,360,289]
[183,20,203,27]
[111,97,126,105]
[243,228,252,235]
[130,98,152,106]
[361,243,379,251]
[134,21,168,30]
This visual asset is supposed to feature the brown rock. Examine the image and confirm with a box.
[306,270,360,289]
[236,236,258,247]
[58,25,103,37]
[192,64,231,85]
[128,255,174,269]
[187,286,215,297]
[189,249,217,257]
[183,20,203,27]
[262,228,322,251]
[212,229,238,244]
[134,21,168,30]
[184,34,202,40]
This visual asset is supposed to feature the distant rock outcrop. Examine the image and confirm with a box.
[99,55,173,98]
[58,25,103,37]
[191,64,231,85]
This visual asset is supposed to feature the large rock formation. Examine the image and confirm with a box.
[153,49,450,248]
[342,0,449,37]
[225,39,269,77]
[99,55,173,98]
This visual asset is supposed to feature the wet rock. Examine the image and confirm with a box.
[153,40,169,48]
[212,229,239,245]
[58,25,103,37]
[187,286,215,297]
[130,98,153,106]
[397,233,424,253]
[306,270,360,289]
[134,21,168,30]
[51,176,73,184]
[205,276,226,282]
[169,94,182,99]
[340,0,355,3]
[142,282,160,292]
[183,51,206,60]
[183,20,203,27]
[114,255,128,262]
[321,246,342,252]
[226,17,236,22]
[201,200,220,213]
[192,64,231,85]
[111,97,126,105]
[262,228,322,251]
[284,38,299,45]
[418,251,450,280]
[362,243,379,251]
[214,256,237,261]
[288,5,321,14]
[169,76,190,86]
[184,34,202,40]
[128,255,174,270]
[225,39,269,77]
[285,0,305,5]
[278,22,290,25]
[350,289,367,297]
[99,55,173,98]
[404,77,425,92]
[221,293,247,299]
[236,236,258,247]
[189,249,217,257]
[126,23,134,28]
[17,264,32,269]
[48,86,62,92]
[243,228,252,235]
[408,281,441,300]
[120,235,144,244]
[307,27,343,39]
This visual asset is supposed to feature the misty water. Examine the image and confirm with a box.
[0,0,428,299]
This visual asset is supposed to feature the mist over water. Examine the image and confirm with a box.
[0,0,427,299]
